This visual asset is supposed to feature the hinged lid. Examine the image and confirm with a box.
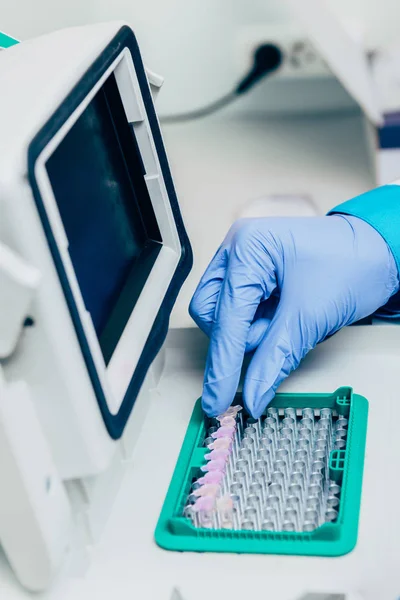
[0,23,192,439]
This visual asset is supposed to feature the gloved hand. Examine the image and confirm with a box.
[189,215,399,418]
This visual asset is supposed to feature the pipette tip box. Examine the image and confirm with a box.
[155,387,368,557]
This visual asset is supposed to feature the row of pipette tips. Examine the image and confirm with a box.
[186,405,242,528]
[185,406,347,532]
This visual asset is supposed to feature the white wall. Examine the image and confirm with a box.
[89,0,240,114]
[0,0,92,40]
[1,0,399,114]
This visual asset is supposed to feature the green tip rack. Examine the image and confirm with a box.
[155,387,368,557]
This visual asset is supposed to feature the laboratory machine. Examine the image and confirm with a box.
[0,20,192,592]
[0,20,399,600]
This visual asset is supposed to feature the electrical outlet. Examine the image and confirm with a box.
[237,24,331,80]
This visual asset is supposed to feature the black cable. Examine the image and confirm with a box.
[160,43,283,124]
[161,91,237,124]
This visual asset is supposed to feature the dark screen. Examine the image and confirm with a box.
[47,73,162,363]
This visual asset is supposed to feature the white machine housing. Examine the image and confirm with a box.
[0,22,192,477]
[0,22,192,591]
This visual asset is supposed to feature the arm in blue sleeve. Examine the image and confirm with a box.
[329,183,400,316]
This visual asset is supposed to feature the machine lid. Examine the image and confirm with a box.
[20,25,192,439]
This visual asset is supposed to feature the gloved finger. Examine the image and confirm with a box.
[246,318,271,353]
[244,304,316,418]
[243,313,294,418]
[202,251,277,416]
[189,247,227,336]
[245,296,279,353]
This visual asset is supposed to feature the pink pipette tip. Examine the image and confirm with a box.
[208,437,232,451]
[218,406,242,419]
[217,495,234,511]
[193,483,220,497]
[193,496,215,512]
[216,495,234,527]
[211,426,236,439]
[197,471,224,485]
[218,416,236,428]
[204,448,230,461]
[200,459,226,473]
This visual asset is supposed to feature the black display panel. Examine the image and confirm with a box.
[46,73,162,364]
[29,26,193,439]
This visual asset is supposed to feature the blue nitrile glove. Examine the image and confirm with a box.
[189,215,399,418]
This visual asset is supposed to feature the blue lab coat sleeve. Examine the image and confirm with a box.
[329,184,400,316]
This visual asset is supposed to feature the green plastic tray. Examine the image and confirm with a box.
[155,387,368,557]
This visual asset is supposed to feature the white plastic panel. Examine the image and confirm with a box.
[34,49,181,415]
[0,373,71,592]
[0,243,41,358]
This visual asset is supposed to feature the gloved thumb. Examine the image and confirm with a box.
[243,310,305,418]
[245,296,279,353]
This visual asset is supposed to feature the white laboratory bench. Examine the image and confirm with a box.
[1,325,399,600]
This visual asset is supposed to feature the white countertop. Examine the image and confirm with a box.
[2,326,397,600]
[86,326,400,600]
